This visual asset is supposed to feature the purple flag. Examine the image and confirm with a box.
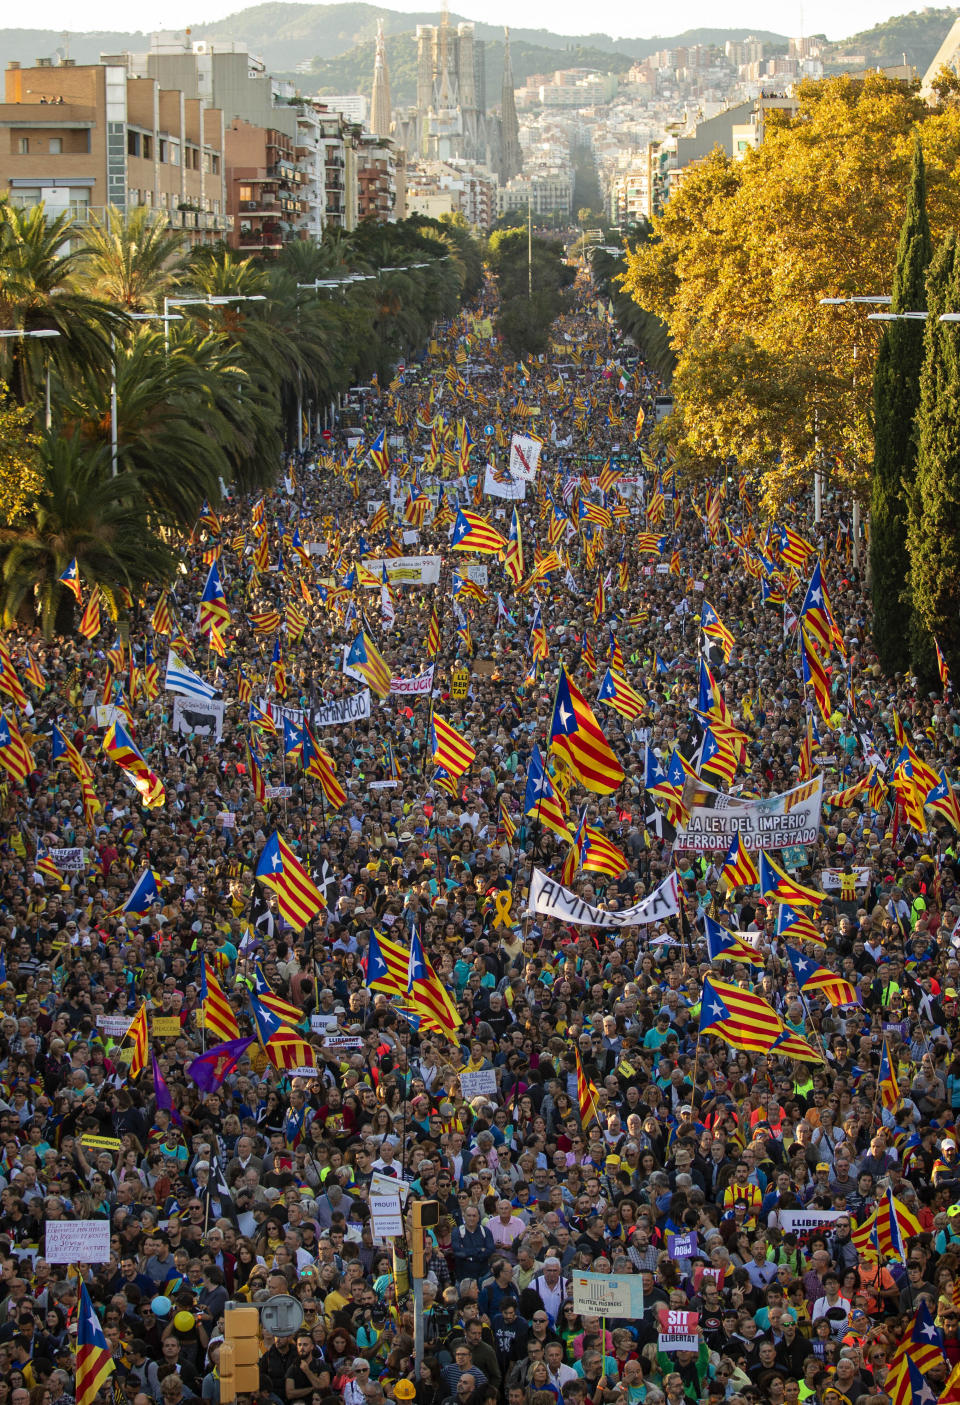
[188,1036,255,1094]
[151,1051,182,1126]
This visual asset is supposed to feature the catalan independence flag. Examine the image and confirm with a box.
[759,851,824,909]
[704,915,764,966]
[368,429,389,474]
[785,944,859,1007]
[701,601,735,660]
[407,927,463,1039]
[550,665,624,795]
[776,902,824,945]
[76,1281,115,1405]
[102,719,164,809]
[451,508,507,555]
[430,714,476,777]
[719,833,759,891]
[504,506,524,585]
[249,993,317,1072]
[597,666,645,721]
[256,831,326,931]
[698,974,783,1053]
[197,559,230,635]
[346,629,392,698]
[878,1036,901,1112]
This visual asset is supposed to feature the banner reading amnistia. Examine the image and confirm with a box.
[527,869,679,927]
[672,775,824,854]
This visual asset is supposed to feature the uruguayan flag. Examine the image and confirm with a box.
[164,649,217,700]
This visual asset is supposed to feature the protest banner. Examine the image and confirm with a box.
[460,1069,498,1100]
[80,1135,123,1151]
[570,1271,645,1318]
[657,1309,700,1353]
[370,1171,411,1203]
[509,433,542,482]
[310,1014,339,1034]
[264,702,305,729]
[151,1017,181,1037]
[778,1209,844,1234]
[820,867,871,893]
[451,668,470,699]
[527,868,679,928]
[45,1220,111,1264]
[313,690,372,727]
[672,775,824,854]
[389,666,434,696]
[322,1035,364,1054]
[361,555,442,586]
[369,1193,404,1239]
[97,1015,133,1038]
[484,463,526,500]
[93,705,124,728]
[668,1231,698,1259]
[171,695,225,742]
[47,847,85,871]
[217,812,236,828]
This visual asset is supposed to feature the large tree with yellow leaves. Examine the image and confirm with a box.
[620,74,960,514]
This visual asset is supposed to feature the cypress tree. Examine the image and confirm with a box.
[909,233,960,681]
[870,133,931,674]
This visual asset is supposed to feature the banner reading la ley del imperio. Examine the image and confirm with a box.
[672,774,824,855]
[527,869,679,927]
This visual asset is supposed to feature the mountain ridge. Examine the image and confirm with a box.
[0,4,957,93]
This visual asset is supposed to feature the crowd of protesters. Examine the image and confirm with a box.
[0,265,957,1405]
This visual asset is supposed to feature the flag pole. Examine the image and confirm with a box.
[524,663,565,916]
[420,560,447,779]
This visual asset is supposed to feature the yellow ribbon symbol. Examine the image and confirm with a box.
[492,889,513,929]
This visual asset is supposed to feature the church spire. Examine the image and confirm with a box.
[500,26,521,181]
[370,18,392,137]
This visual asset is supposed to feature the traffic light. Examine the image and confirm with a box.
[410,1199,439,1279]
[221,1303,261,1403]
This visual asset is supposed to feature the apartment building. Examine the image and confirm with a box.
[226,118,303,252]
[0,58,230,241]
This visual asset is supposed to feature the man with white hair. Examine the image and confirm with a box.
[528,1256,569,1326]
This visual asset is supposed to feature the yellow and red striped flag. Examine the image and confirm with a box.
[698,974,784,1053]
[255,831,326,932]
[431,714,476,776]
[201,957,240,1042]
[575,1048,601,1128]
[124,1003,149,1080]
[550,665,624,795]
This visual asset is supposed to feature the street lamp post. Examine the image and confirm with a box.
[163,294,267,353]
[105,312,184,478]
[0,329,61,430]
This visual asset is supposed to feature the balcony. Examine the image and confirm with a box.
[236,228,286,249]
[238,199,281,214]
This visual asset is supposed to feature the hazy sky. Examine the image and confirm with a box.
[22,0,915,41]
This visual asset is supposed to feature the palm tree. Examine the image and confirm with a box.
[0,433,176,635]
[80,204,188,309]
[61,327,247,525]
[0,202,126,407]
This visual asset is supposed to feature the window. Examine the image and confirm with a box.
[127,131,140,157]
[17,137,28,154]
[49,137,62,154]
[142,135,152,160]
